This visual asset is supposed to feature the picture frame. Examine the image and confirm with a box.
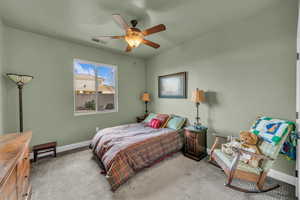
[158,72,187,98]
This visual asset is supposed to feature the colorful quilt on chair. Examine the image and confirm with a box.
[280,129,297,160]
[250,116,294,146]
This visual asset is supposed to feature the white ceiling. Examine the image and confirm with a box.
[0,0,280,58]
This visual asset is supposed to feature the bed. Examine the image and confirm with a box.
[90,122,183,191]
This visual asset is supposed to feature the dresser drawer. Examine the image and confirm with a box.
[18,172,29,200]
[22,184,31,200]
[20,146,30,162]
[0,132,32,200]
[0,191,18,200]
[18,157,30,179]
[17,147,30,199]
[185,130,197,139]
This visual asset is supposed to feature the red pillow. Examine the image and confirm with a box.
[149,118,162,129]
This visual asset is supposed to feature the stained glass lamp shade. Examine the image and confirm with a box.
[6,73,33,87]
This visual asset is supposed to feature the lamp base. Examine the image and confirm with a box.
[145,101,148,115]
[194,102,201,129]
[194,122,202,130]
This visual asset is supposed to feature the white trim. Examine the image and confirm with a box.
[296,52,300,198]
[296,53,300,197]
[268,169,297,186]
[207,148,297,186]
[30,140,91,160]
[55,140,91,152]
[74,109,117,116]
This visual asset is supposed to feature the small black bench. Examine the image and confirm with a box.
[32,141,57,162]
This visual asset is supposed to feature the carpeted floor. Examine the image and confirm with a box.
[31,148,296,200]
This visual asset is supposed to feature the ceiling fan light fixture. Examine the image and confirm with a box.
[125,28,144,48]
[93,14,166,52]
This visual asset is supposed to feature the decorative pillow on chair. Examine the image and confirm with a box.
[250,116,294,146]
[149,118,162,129]
[143,113,157,123]
[166,116,186,130]
[155,114,170,128]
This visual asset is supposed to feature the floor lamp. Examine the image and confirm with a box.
[6,73,33,133]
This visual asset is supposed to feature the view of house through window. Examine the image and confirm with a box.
[74,59,117,115]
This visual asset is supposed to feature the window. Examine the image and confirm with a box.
[73,59,118,115]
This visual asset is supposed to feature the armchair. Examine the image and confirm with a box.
[209,117,295,193]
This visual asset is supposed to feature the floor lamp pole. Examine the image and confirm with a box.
[18,85,23,132]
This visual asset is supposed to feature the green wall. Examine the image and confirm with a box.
[146,1,297,176]
[3,26,146,146]
[0,17,4,134]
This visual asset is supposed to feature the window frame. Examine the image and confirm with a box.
[73,58,118,116]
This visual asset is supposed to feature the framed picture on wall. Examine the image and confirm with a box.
[158,72,187,98]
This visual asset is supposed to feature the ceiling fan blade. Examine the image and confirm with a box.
[142,39,160,49]
[92,36,124,43]
[92,36,124,41]
[112,14,130,31]
[125,45,132,52]
[142,24,166,36]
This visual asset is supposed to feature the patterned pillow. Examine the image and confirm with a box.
[143,113,157,123]
[156,114,170,128]
[250,116,294,146]
[166,116,186,130]
[149,118,162,129]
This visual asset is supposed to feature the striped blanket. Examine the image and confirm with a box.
[90,123,183,191]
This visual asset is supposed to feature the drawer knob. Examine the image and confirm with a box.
[23,193,28,197]
[24,157,28,160]
[25,175,28,178]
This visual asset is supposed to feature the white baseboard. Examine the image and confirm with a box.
[268,169,297,186]
[30,140,91,160]
[57,140,91,153]
[207,148,297,186]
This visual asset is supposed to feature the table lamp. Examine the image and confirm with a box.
[141,92,151,114]
[191,88,205,128]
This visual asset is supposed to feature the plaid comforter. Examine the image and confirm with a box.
[90,123,183,191]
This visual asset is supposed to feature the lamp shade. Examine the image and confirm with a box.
[191,88,205,103]
[6,73,33,86]
[141,92,151,102]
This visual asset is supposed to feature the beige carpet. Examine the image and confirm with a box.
[31,148,296,200]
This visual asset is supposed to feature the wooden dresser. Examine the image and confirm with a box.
[0,131,32,200]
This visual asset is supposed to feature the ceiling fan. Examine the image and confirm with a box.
[92,14,166,52]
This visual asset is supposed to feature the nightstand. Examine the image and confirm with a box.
[183,125,207,161]
[136,115,146,123]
